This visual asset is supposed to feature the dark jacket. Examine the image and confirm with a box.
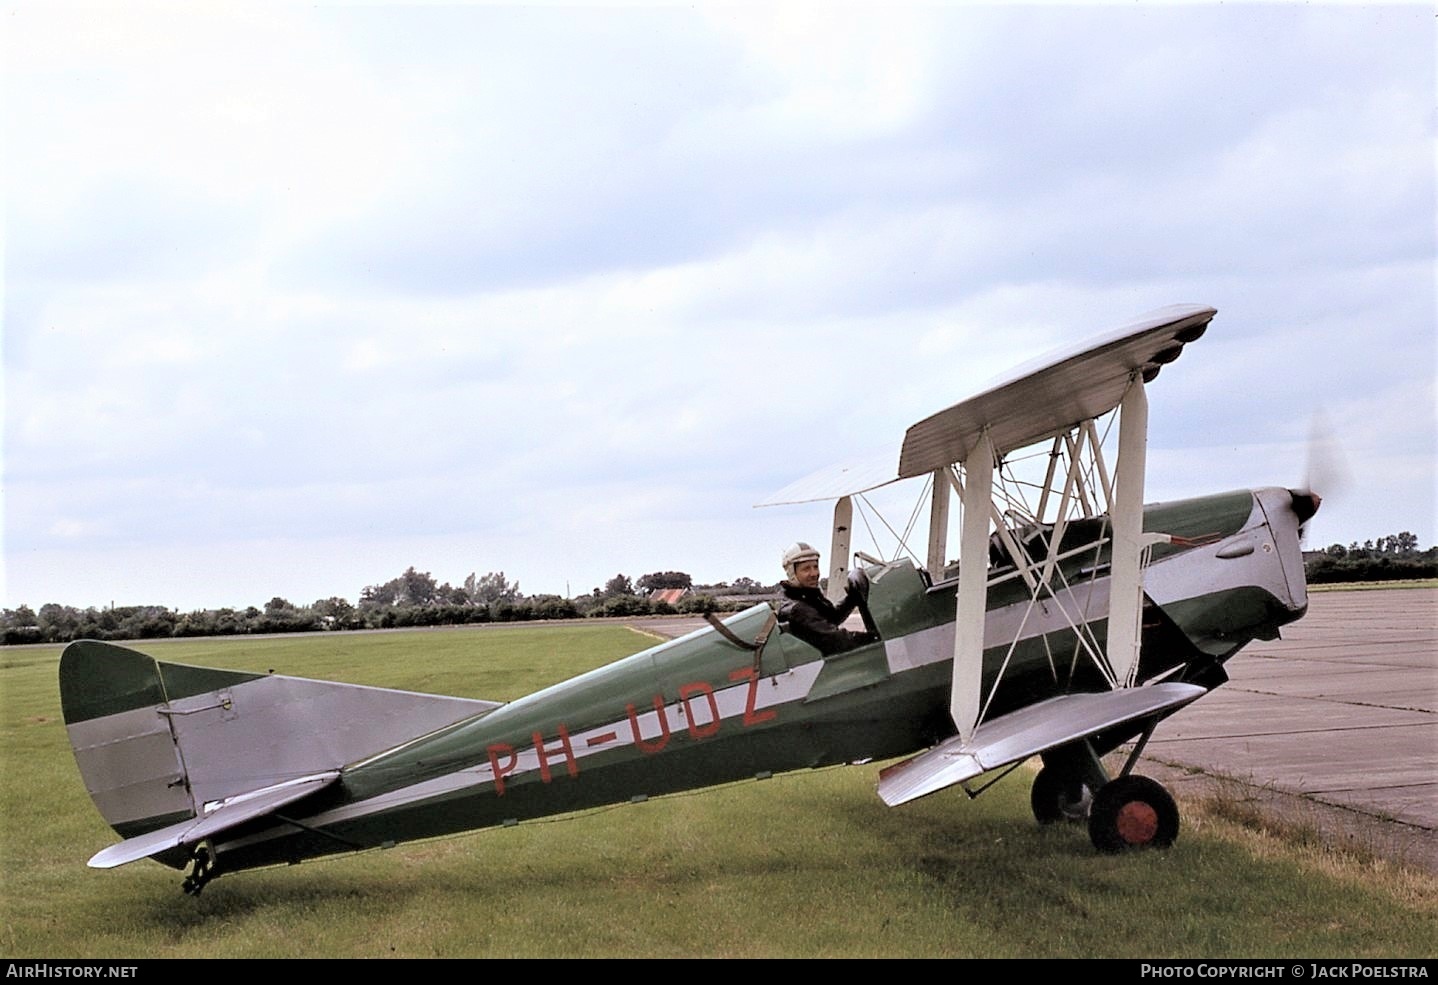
[778,582,875,656]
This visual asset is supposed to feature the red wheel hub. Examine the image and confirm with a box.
[1115,801,1159,844]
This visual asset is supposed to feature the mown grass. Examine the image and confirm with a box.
[3,626,1434,958]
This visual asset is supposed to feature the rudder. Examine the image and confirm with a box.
[61,640,264,844]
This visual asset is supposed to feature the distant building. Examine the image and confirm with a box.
[649,588,689,606]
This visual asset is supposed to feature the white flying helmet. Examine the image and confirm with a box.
[781,541,821,581]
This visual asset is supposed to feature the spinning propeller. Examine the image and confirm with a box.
[1292,410,1350,543]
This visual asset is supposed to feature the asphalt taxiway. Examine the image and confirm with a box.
[1137,586,1436,873]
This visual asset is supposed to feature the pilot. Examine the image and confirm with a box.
[777,542,877,656]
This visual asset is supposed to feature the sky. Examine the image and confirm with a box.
[3,1,1434,612]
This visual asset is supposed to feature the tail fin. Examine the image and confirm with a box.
[60,640,501,867]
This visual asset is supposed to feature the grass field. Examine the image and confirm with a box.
[3,625,1434,959]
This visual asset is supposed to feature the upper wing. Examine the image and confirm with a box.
[752,449,903,506]
[898,304,1214,477]
[755,305,1215,507]
[875,682,1207,807]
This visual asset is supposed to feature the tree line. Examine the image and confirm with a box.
[0,567,780,646]
[1305,533,1436,584]
[4,533,1433,646]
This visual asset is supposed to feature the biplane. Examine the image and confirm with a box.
[60,303,1321,894]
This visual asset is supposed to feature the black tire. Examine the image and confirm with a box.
[1030,767,1092,825]
[1088,774,1180,852]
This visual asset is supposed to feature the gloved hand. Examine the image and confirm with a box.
[844,567,870,601]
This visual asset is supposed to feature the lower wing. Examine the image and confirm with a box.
[875,682,1206,807]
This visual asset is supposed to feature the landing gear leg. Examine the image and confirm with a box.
[181,841,217,896]
[1030,767,1093,824]
[1032,741,1109,825]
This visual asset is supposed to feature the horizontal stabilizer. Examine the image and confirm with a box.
[88,771,339,869]
[876,682,1206,807]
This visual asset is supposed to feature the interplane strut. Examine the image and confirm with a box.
[942,376,1151,741]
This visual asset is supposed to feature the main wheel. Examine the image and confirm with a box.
[1030,767,1092,825]
[1087,774,1179,852]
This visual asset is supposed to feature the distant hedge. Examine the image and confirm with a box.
[1304,552,1437,584]
[0,593,756,646]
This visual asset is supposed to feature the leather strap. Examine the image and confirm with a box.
[705,610,779,675]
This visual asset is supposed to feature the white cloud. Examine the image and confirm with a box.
[701,4,935,141]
